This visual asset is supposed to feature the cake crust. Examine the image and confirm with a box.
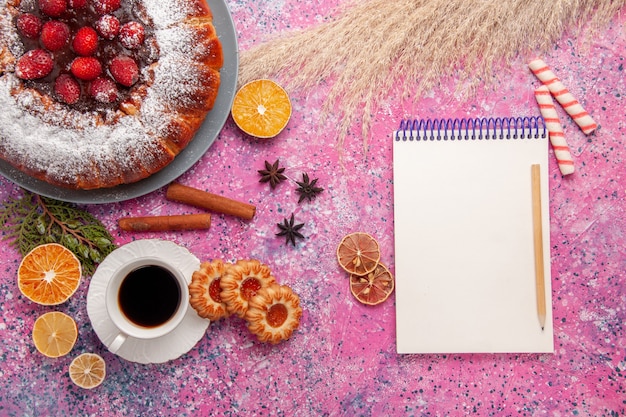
[0,0,223,190]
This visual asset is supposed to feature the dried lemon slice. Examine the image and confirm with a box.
[349,262,395,305]
[32,311,78,358]
[69,353,106,389]
[336,232,381,276]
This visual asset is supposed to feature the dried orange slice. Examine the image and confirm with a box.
[18,243,82,305]
[349,262,395,306]
[336,232,381,276]
[32,311,78,358]
[231,79,292,138]
[246,284,303,344]
[69,353,106,389]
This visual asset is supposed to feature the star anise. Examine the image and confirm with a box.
[295,173,324,203]
[258,159,287,189]
[276,213,305,246]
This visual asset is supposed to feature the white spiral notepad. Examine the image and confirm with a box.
[392,117,554,354]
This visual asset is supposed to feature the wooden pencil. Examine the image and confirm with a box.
[531,164,546,330]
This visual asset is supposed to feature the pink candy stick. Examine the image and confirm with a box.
[534,85,575,175]
[528,58,598,135]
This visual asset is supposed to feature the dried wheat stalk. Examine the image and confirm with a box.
[239,0,625,153]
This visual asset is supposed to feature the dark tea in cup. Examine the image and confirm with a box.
[105,255,190,354]
[118,265,181,328]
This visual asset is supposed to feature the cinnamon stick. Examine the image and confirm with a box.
[166,183,256,220]
[118,214,211,232]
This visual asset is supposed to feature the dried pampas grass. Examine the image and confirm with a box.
[239,0,625,152]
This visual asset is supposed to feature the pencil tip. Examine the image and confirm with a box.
[541,326,544,331]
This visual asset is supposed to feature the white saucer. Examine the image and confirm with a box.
[87,239,210,364]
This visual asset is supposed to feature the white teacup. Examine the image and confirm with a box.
[106,256,189,354]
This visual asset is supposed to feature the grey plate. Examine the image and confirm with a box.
[0,0,238,204]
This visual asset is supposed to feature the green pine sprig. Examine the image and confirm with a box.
[0,190,117,276]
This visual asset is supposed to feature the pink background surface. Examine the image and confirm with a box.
[1,1,625,415]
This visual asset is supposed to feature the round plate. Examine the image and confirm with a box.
[87,239,209,364]
[0,0,238,204]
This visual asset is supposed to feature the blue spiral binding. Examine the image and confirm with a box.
[395,116,546,141]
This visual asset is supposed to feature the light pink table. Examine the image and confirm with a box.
[1,1,624,415]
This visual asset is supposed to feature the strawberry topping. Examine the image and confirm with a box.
[14,0,155,106]
[89,77,119,103]
[72,27,99,56]
[16,13,43,39]
[119,22,145,49]
[93,0,122,15]
[71,57,102,81]
[38,0,68,18]
[67,0,87,8]
[16,49,54,80]
[40,20,70,51]
[95,14,120,40]
[109,55,139,87]
[54,74,81,104]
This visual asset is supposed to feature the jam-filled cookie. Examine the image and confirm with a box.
[245,284,302,344]
[220,259,276,318]
[188,259,230,321]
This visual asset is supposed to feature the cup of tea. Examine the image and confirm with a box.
[105,257,189,354]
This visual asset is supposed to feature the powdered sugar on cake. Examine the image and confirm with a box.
[0,0,222,189]
[0,74,159,185]
[142,0,207,28]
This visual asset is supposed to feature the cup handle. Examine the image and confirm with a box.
[109,332,128,354]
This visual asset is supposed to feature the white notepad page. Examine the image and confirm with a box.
[393,123,554,354]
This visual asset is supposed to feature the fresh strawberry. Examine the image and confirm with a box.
[119,22,145,50]
[93,0,121,14]
[94,14,120,40]
[89,77,119,103]
[15,49,54,80]
[16,13,43,39]
[109,56,139,87]
[38,0,68,18]
[54,74,81,104]
[70,57,102,81]
[72,27,99,56]
[67,0,87,8]
[40,20,70,51]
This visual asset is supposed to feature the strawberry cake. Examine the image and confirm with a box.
[0,0,223,189]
